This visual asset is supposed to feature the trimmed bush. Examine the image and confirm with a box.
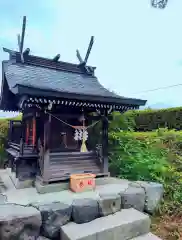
[123,107,182,131]
[109,128,182,214]
[0,114,22,167]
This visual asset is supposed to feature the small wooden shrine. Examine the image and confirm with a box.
[0,17,146,186]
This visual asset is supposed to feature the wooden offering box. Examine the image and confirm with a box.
[70,174,96,193]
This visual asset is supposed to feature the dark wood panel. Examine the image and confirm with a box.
[50,164,100,172]
[38,172,109,183]
[50,151,94,157]
[40,150,102,183]
[49,168,101,178]
[50,154,96,162]
[6,148,19,157]
[50,159,97,165]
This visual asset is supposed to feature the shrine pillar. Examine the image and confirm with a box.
[102,110,108,173]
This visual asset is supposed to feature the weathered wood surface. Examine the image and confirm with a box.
[39,151,103,183]
[7,142,38,158]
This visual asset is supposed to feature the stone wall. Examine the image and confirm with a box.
[0,180,163,239]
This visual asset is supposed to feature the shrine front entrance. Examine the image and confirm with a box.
[48,114,89,153]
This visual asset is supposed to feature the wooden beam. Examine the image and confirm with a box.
[46,113,110,121]
[50,113,82,120]
[44,115,51,151]
[32,117,36,146]
[23,48,30,57]
[102,111,109,174]
[84,36,94,64]
[17,95,28,109]
[42,149,50,183]
[88,115,113,121]
[53,54,60,62]
[25,121,29,144]
[23,112,34,119]
[20,16,26,53]
[42,114,51,183]
[20,138,24,156]
[76,50,83,63]
[3,48,15,54]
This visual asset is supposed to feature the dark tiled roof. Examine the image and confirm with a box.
[5,48,95,75]
[5,62,122,99]
[2,50,146,107]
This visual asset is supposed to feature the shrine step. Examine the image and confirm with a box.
[49,151,96,159]
[38,151,103,183]
[60,208,151,240]
[50,156,98,163]
[50,151,98,162]
[49,151,101,176]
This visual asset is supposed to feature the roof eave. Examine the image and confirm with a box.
[15,84,147,107]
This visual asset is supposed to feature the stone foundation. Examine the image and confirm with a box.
[35,177,130,194]
[8,168,34,189]
[35,178,70,193]
[61,208,151,240]
[0,170,163,239]
[0,204,162,240]
[7,157,38,189]
[0,204,41,239]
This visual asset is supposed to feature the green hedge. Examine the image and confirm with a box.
[0,114,22,166]
[125,107,182,131]
[109,128,182,214]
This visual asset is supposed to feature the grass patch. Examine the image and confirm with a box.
[151,215,182,240]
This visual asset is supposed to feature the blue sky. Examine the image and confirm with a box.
[1,0,182,116]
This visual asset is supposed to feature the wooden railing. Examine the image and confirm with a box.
[9,142,20,151]
[8,139,36,157]
[9,138,24,155]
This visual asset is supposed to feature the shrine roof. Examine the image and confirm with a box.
[1,49,146,110]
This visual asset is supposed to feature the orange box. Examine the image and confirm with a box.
[70,173,96,193]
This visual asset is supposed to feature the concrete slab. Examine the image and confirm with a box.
[0,169,16,192]
[135,181,164,214]
[32,201,72,239]
[0,170,100,205]
[98,192,122,216]
[131,232,162,239]
[120,185,145,211]
[8,169,33,189]
[0,170,161,225]
[0,169,130,206]
[35,179,70,194]
[96,183,129,196]
[35,177,130,194]
[6,168,11,175]
[61,208,151,240]
[3,176,101,206]
[95,177,130,185]
[0,204,42,239]
[5,181,131,206]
